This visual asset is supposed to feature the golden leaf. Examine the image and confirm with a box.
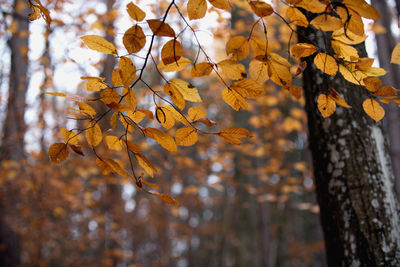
[267,59,292,87]
[103,158,132,178]
[317,94,336,118]
[147,19,175,37]
[105,136,122,151]
[149,191,179,205]
[126,2,146,21]
[188,106,207,121]
[135,154,156,177]
[161,39,183,65]
[100,88,120,104]
[331,40,359,61]
[231,78,265,98]
[170,79,202,102]
[363,77,382,92]
[144,128,177,152]
[337,6,364,37]
[249,1,273,17]
[332,28,366,45]
[191,62,213,77]
[391,42,400,65]
[207,0,229,10]
[310,14,343,32]
[80,35,118,55]
[295,0,327,13]
[218,59,247,80]
[250,37,269,58]
[60,128,79,146]
[343,0,380,20]
[125,140,141,154]
[362,99,385,122]
[158,57,191,72]
[217,128,252,145]
[226,36,250,60]
[175,127,198,146]
[44,92,66,97]
[81,77,108,92]
[156,107,175,130]
[49,143,69,164]
[290,43,317,58]
[96,158,113,175]
[188,0,207,20]
[288,85,302,99]
[160,105,189,126]
[123,25,146,53]
[249,59,269,83]
[86,121,102,147]
[222,87,248,111]
[164,82,186,110]
[328,88,351,108]
[112,57,136,87]
[78,102,96,117]
[286,6,308,27]
[314,53,338,76]
[123,87,137,111]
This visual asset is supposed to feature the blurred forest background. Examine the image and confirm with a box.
[0,0,399,266]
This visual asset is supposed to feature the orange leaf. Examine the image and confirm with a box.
[49,143,69,164]
[123,25,146,53]
[317,94,336,118]
[147,19,175,37]
[149,190,179,205]
[362,99,385,122]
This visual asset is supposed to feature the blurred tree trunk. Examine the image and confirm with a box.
[0,0,29,265]
[299,23,400,266]
[371,0,400,198]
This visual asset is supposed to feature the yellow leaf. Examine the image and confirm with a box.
[164,82,185,110]
[147,19,175,37]
[60,128,79,146]
[362,99,385,122]
[78,102,96,117]
[86,121,102,147]
[161,105,189,126]
[170,79,202,102]
[135,153,156,177]
[222,87,248,111]
[363,77,382,92]
[314,53,337,76]
[158,57,191,72]
[286,6,308,27]
[207,0,229,10]
[110,112,118,129]
[218,59,247,80]
[96,158,113,175]
[44,92,66,97]
[126,2,146,21]
[267,60,292,87]
[80,35,118,55]
[144,128,177,152]
[339,63,366,85]
[156,107,175,130]
[249,1,273,17]
[217,128,252,145]
[310,14,343,32]
[149,191,179,205]
[295,0,327,13]
[105,136,122,151]
[332,28,366,45]
[100,88,120,105]
[188,0,207,20]
[343,0,380,20]
[226,36,250,60]
[317,94,336,118]
[249,59,269,83]
[231,78,265,98]
[49,143,69,164]
[81,77,108,92]
[175,127,198,146]
[112,57,136,87]
[161,39,183,65]
[331,40,359,61]
[250,37,269,58]
[123,25,146,53]
[356,58,374,71]
[103,158,132,178]
[391,42,400,65]
[290,43,317,58]
[126,109,153,124]
[123,87,137,111]
[191,62,213,77]
[337,6,364,37]
[188,106,207,121]
[328,88,351,108]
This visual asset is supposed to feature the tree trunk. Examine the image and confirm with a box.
[371,0,400,198]
[298,25,400,266]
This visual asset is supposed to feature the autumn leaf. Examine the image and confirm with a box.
[126,2,146,21]
[249,1,273,17]
[86,121,102,147]
[328,88,351,108]
[81,77,107,92]
[147,20,175,37]
[226,36,250,60]
[81,35,118,55]
[188,0,207,20]
[144,128,177,152]
[106,136,122,151]
[112,57,136,87]
[156,107,175,130]
[391,42,400,65]
[158,57,191,72]
[123,25,146,53]
[170,79,202,102]
[218,60,247,80]
[249,59,269,83]
[231,78,265,98]
[161,39,183,65]
[314,53,337,76]
[191,62,213,77]
[78,102,96,117]
[164,82,186,110]
[216,128,252,145]
[286,6,308,27]
[49,143,69,163]
[290,43,317,58]
[207,0,229,10]
[135,153,156,177]
[149,191,179,205]
[222,87,248,111]
[311,15,343,32]
[317,94,336,118]
[362,99,385,122]
[175,127,198,146]
[188,106,207,121]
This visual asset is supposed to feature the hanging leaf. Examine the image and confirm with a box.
[188,106,207,121]
[158,57,191,72]
[81,77,108,92]
[191,62,213,77]
[86,121,103,147]
[60,128,79,146]
[188,0,207,20]
[362,99,385,122]
[249,1,273,17]
[161,39,183,65]
[149,191,179,205]
[222,87,248,111]
[78,102,96,117]
[207,0,230,10]
[164,82,186,110]
[231,78,265,98]
[135,154,156,177]
[310,15,343,32]
[49,143,69,164]
[123,25,146,53]
[249,59,269,83]
[175,127,198,146]
[147,20,175,37]
[112,57,136,87]
[218,59,247,80]
[328,88,351,108]
[391,42,400,65]
[80,35,118,55]
[286,6,308,27]
[170,79,202,102]
[314,53,338,76]
[317,94,336,118]
[126,2,146,21]
[123,87,137,111]
[226,36,250,60]
[144,128,177,152]
[106,136,123,151]
[290,43,317,58]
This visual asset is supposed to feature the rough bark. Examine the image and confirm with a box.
[299,25,400,266]
[371,0,400,198]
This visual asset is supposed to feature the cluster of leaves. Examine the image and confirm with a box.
[43,0,398,204]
